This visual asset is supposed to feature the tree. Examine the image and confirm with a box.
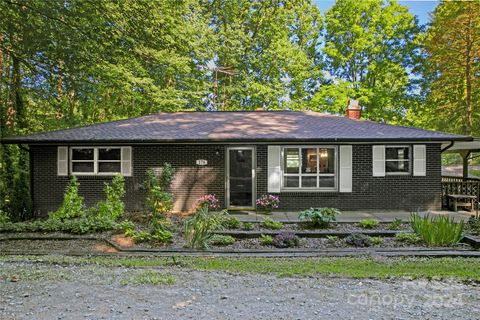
[206,0,323,110]
[312,0,422,122]
[418,1,480,136]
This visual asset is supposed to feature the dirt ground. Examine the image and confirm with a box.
[1,258,479,320]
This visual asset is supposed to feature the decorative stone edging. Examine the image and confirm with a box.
[213,230,402,239]
[0,233,479,258]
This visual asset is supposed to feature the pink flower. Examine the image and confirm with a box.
[195,194,220,210]
[256,194,280,209]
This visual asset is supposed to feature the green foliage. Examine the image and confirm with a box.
[368,236,384,246]
[345,233,372,247]
[144,168,174,215]
[0,210,11,224]
[416,1,480,136]
[183,206,224,249]
[97,175,126,221]
[298,207,340,228]
[388,218,403,230]
[410,213,464,247]
[123,215,173,244]
[260,234,274,246]
[222,216,240,230]
[326,235,339,244]
[262,218,283,230]
[208,235,236,246]
[358,219,379,229]
[150,229,173,244]
[242,222,254,231]
[395,232,422,245]
[316,0,421,123]
[467,217,480,235]
[0,145,32,221]
[117,220,135,233]
[158,163,174,191]
[49,177,85,221]
[0,216,116,234]
[131,231,154,243]
[272,232,300,248]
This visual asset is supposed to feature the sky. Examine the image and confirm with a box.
[314,0,440,25]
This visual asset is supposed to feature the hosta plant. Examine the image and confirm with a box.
[298,207,340,228]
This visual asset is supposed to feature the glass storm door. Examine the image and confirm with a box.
[227,147,255,208]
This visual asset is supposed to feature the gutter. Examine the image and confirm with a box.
[1,136,474,145]
[441,141,455,153]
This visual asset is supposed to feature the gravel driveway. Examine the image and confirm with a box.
[1,259,479,320]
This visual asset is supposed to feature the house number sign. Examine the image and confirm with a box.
[196,159,208,166]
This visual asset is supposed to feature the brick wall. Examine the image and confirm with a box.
[256,144,442,211]
[30,143,442,215]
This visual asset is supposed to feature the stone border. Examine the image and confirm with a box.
[214,230,402,239]
[0,233,479,258]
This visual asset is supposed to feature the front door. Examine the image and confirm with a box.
[227,147,255,209]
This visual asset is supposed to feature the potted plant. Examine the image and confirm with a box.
[255,194,280,214]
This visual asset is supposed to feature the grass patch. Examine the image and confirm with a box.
[120,271,175,286]
[188,257,480,280]
[3,255,480,281]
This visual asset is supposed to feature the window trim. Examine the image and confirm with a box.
[280,145,338,192]
[385,145,412,176]
[70,147,122,176]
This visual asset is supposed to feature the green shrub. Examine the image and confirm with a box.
[345,233,371,247]
[358,219,379,229]
[326,235,339,244]
[117,220,135,233]
[260,234,273,245]
[144,166,174,215]
[0,210,10,224]
[368,236,384,246]
[150,229,173,244]
[97,175,126,221]
[395,232,421,244]
[388,218,403,230]
[242,222,254,231]
[272,231,299,248]
[298,207,340,228]
[49,177,85,221]
[183,207,224,249]
[262,218,283,230]
[132,231,152,243]
[410,213,464,246]
[222,216,240,229]
[209,235,236,246]
[467,217,480,235]
[0,216,117,234]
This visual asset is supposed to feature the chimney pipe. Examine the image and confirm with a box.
[346,99,361,120]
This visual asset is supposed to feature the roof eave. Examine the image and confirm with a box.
[1,136,472,145]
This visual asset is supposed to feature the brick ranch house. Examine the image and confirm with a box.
[2,108,471,215]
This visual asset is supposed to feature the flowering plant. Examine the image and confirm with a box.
[195,194,220,210]
[256,194,280,211]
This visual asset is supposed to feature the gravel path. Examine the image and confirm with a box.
[1,259,479,320]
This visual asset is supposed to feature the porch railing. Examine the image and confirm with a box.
[441,176,480,208]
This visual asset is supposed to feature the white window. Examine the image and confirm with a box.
[282,146,337,190]
[70,147,123,175]
[385,146,411,175]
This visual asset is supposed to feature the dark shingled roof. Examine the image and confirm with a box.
[2,111,471,144]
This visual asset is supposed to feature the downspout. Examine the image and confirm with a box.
[441,141,455,153]
[18,144,34,217]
